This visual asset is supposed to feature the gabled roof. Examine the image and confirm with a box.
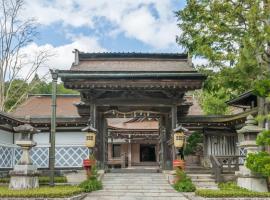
[11,94,203,119]
[226,91,257,108]
[70,51,196,72]
[12,94,80,118]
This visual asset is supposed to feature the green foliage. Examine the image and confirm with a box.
[184,131,203,155]
[198,90,230,115]
[176,0,270,115]
[0,186,83,198]
[38,176,68,184]
[254,79,270,97]
[246,151,270,177]
[246,129,270,177]
[218,182,248,192]
[197,182,270,197]
[173,169,196,192]
[0,176,67,184]
[196,189,270,198]
[4,79,29,111]
[79,178,102,193]
[3,75,78,111]
[256,130,270,146]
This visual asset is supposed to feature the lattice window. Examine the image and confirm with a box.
[31,147,49,168]
[0,146,14,168]
[239,147,247,164]
[55,146,89,168]
[0,145,88,168]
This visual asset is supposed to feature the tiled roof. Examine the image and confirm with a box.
[11,95,81,118]
[12,94,203,118]
[71,51,195,72]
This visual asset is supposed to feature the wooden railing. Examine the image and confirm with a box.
[210,155,245,183]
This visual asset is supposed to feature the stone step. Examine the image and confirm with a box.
[101,189,176,192]
[103,184,171,188]
[188,174,213,178]
[190,178,216,182]
[109,168,160,173]
[89,191,183,197]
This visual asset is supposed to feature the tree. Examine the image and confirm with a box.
[0,0,52,112]
[176,0,270,114]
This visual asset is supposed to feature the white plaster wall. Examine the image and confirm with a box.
[0,129,13,144]
[14,131,85,146]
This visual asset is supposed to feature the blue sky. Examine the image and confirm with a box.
[21,0,187,72]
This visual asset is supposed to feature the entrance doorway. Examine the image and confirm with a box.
[140,144,156,162]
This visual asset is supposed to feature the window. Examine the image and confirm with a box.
[112,144,121,158]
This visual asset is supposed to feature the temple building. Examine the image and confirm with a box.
[0,51,263,180]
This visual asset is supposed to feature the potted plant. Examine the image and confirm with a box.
[83,154,96,178]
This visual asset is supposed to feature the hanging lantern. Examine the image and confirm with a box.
[86,132,96,148]
[174,132,185,148]
[82,125,97,148]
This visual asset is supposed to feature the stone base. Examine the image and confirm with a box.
[9,164,39,190]
[163,170,176,185]
[237,176,268,192]
[9,176,39,190]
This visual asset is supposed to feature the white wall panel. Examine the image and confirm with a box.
[0,129,13,144]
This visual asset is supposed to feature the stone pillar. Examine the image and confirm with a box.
[236,115,268,192]
[9,124,40,190]
[128,140,132,168]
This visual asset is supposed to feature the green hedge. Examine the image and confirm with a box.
[0,176,67,184]
[0,186,83,198]
[196,189,270,198]
[196,182,270,198]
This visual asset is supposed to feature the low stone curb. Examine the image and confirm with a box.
[0,193,87,200]
[182,192,270,200]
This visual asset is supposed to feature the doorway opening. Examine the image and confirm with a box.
[140,144,156,162]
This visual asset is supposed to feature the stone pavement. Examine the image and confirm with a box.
[85,173,188,200]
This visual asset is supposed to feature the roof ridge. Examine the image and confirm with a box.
[78,51,188,60]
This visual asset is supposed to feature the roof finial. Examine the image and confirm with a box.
[73,49,79,65]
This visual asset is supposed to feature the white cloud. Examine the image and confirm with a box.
[19,36,106,79]
[23,0,179,49]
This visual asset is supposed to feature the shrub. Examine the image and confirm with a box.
[218,181,248,191]
[196,189,270,198]
[39,176,68,184]
[0,176,68,184]
[79,177,102,192]
[246,151,270,177]
[196,182,270,198]
[0,186,83,198]
[173,169,196,192]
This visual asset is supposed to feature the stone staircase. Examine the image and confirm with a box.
[85,173,188,200]
[109,166,161,173]
[186,166,218,190]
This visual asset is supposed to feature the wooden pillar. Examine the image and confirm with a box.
[171,105,177,161]
[102,117,107,169]
[97,112,105,169]
[164,114,172,170]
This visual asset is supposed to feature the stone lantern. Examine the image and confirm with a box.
[9,124,40,190]
[236,115,268,192]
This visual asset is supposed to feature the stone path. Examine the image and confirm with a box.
[85,173,188,200]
